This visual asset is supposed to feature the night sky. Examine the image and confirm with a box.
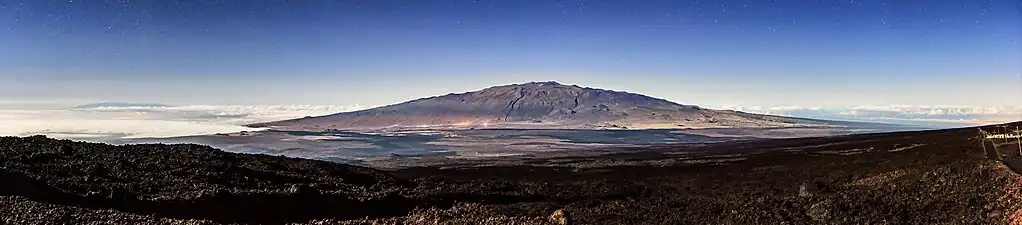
[1,0,1019,108]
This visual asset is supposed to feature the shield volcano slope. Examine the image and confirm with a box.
[250,81,846,131]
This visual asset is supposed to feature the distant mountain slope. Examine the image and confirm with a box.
[251,81,846,131]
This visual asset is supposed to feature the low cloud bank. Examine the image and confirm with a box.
[4,103,1016,141]
[720,105,1022,127]
[0,104,367,140]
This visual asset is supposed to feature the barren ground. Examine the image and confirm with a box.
[2,122,1022,224]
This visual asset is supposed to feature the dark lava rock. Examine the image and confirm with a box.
[798,182,815,198]
[806,200,833,222]
[0,136,413,224]
[3,122,1022,224]
[548,209,569,225]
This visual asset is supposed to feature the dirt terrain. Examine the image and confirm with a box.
[3,122,1022,224]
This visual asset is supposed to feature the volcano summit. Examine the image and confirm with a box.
[252,82,839,131]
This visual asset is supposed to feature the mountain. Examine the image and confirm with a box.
[251,81,844,131]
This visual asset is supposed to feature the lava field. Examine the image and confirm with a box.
[3,122,1022,224]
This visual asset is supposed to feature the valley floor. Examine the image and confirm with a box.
[2,123,1022,224]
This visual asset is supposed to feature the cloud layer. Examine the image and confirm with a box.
[3,103,1017,141]
[0,104,367,139]
[720,105,1022,127]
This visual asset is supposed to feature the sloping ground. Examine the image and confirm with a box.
[2,122,1022,224]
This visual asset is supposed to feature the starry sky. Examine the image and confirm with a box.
[1,0,1019,109]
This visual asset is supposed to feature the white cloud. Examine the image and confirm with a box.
[719,105,828,117]
[77,104,368,124]
[0,104,367,139]
[841,105,1022,117]
[718,104,1022,127]
[5,102,1019,140]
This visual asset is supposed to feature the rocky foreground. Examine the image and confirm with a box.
[3,123,1022,224]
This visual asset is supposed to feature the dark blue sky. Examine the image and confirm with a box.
[1,0,1019,107]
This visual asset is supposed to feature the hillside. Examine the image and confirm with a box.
[3,123,1022,224]
[252,81,841,131]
